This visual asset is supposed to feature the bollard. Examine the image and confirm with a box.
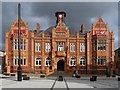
[58,75,63,81]
[23,76,30,80]
[90,76,97,81]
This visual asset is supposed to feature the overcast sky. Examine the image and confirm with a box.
[0,1,2,50]
[2,2,118,50]
[1,0,120,2]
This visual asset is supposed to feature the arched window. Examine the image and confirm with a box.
[70,57,76,66]
[35,57,41,66]
[46,57,52,66]
[80,57,86,66]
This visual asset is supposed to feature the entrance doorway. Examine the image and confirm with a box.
[57,60,64,71]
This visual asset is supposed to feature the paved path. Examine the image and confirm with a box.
[0,75,119,89]
[65,77,118,88]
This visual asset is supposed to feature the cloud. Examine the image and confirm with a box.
[0,1,2,50]
[2,2,118,50]
[26,16,51,30]
[91,17,97,24]
[1,0,119,2]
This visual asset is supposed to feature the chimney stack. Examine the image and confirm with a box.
[81,24,84,33]
[36,23,40,32]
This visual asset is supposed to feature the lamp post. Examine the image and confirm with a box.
[17,3,22,81]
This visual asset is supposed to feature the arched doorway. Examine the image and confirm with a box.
[57,60,64,71]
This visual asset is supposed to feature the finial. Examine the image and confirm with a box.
[99,16,102,18]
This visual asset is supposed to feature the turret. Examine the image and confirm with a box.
[55,12,66,25]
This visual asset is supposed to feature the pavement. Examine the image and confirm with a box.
[0,74,120,90]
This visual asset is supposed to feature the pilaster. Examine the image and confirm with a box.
[41,31,45,70]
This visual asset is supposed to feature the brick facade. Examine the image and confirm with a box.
[114,48,120,75]
[5,12,115,76]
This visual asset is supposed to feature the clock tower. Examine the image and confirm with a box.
[55,12,66,24]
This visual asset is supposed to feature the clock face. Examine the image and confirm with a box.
[59,14,62,18]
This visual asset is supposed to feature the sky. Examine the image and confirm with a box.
[0,1,2,50]
[1,2,119,51]
[1,0,120,2]
[118,2,120,49]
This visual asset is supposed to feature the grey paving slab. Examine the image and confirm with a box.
[53,80,67,88]
[65,77,118,88]
[2,77,55,88]
[67,81,93,88]
[0,75,119,89]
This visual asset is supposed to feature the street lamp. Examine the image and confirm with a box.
[17,3,22,81]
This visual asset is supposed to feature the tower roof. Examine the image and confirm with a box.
[14,17,26,27]
[95,16,106,28]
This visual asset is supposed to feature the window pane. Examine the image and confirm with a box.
[46,58,51,66]
[21,58,22,65]
[36,61,38,65]
[14,58,17,65]
[70,43,76,52]
[70,61,72,65]
[35,43,41,51]
[24,45,26,50]
[35,57,41,65]
[80,58,85,65]
[39,61,41,65]
[24,58,26,65]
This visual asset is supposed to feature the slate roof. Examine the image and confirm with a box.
[44,26,53,34]
[34,30,43,34]
[114,48,120,52]
[44,26,88,35]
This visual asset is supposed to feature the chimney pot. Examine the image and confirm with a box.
[36,23,40,32]
[81,24,84,33]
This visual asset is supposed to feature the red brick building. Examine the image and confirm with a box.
[5,12,115,76]
[114,48,120,75]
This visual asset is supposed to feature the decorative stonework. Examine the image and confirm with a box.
[5,12,115,76]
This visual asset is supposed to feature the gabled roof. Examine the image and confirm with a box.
[14,18,26,27]
[95,16,106,28]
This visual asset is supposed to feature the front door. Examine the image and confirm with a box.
[57,60,64,71]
